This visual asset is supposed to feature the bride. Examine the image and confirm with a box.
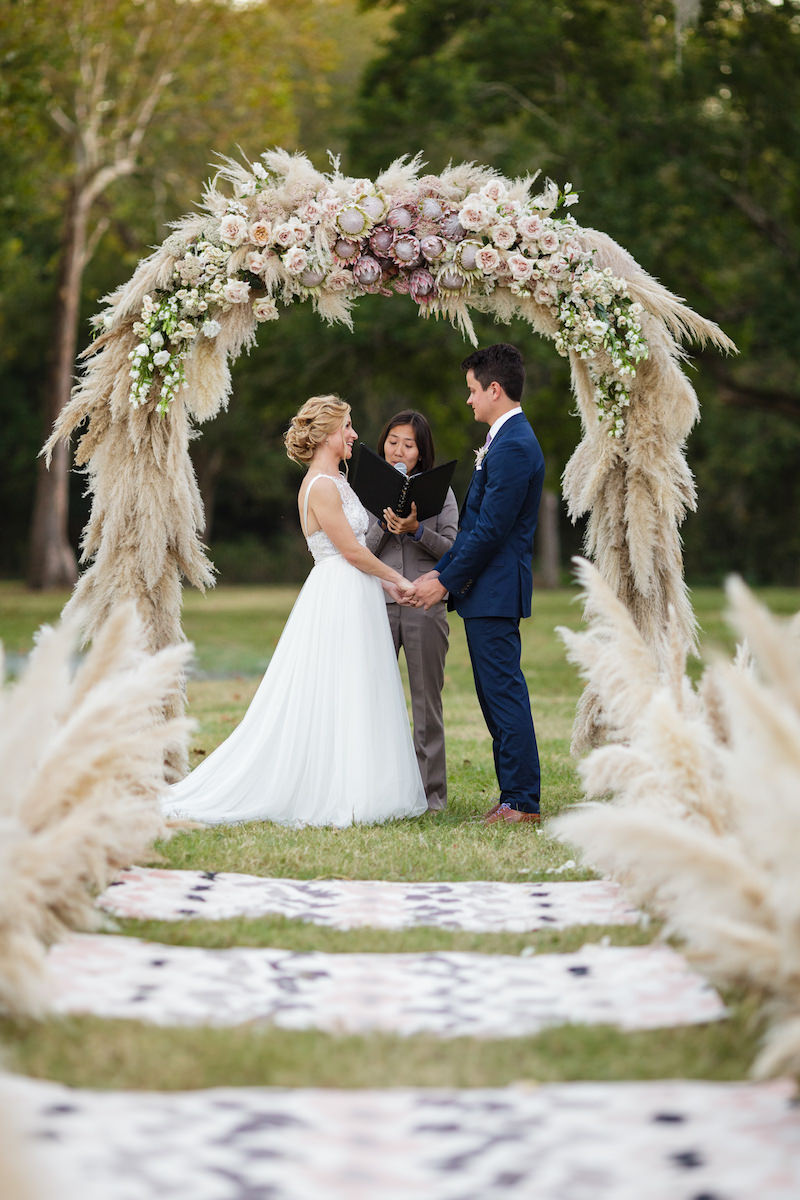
[163,394,428,827]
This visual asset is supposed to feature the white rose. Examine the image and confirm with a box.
[480,179,507,204]
[534,281,558,306]
[289,220,311,246]
[563,237,584,264]
[219,213,248,245]
[253,297,279,322]
[517,214,543,242]
[538,229,560,254]
[475,245,500,273]
[249,220,271,246]
[282,247,309,275]
[298,199,322,224]
[458,196,490,232]
[507,253,534,281]
[134,342,149,358]
[546,254,569,279]
[326,267,352,292]
[149,331,164,348]
[222,279,250,304]
[272,222,296,248]
[491,223,517,250]
[246,251,268,274]
[202,320,222,338]
[152,349,171,367]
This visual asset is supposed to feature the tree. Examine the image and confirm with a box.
[5,0,374,587]
[346,0,800,582]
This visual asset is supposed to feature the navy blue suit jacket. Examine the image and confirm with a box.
[436,411,545,618]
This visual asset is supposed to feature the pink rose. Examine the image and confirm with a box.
[222,279,250,304]
[289,220,311,246]
[545,254,569,280]
[219,214,248,245]
[563,237,584,264]
[245,251,268,274]
[297,199,322,224]
[458,198,489,232]
[326,267,351,292]
[507,253,534,281]
[538,229,560,254]
[475,245,500,273]
[249,220,271,246]
[282,247,309,275]
[491,223,517,250]
[517,214,543,242]
[253,297,279,322]
[480,180,507,203]
[534,280,558,306]
[273,222,296,248]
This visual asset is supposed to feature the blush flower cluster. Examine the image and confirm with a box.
[124,156,649,434]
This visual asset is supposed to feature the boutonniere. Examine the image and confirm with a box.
[474,445,488,470]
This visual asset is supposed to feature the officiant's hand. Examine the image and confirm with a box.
[413,570,447,610]
[383,502,419,536]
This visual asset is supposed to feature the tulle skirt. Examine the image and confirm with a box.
[163,557,427,827]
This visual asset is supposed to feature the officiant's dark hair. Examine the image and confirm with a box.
[461,343,525,404]
[377,410,436,473]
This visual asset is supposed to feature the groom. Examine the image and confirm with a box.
[413,343,545,825]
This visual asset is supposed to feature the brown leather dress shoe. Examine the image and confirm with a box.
[483,803,540,826]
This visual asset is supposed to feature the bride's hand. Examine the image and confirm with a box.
[396,577,419,607]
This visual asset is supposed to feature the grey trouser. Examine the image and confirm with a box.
[386,601,449,810]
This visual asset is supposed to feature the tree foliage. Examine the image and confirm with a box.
[346,0,800,582]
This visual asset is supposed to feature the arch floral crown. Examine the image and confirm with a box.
[118,150,647,437]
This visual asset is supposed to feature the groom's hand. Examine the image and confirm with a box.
[413,571,447,610]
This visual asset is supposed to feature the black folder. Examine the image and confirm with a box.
[350,444,457,522]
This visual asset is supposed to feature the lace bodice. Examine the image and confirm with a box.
[304,473,369,564]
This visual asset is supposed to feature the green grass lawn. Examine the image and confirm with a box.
[1,580,796,1090]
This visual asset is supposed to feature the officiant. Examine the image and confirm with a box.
[365,410,458,811]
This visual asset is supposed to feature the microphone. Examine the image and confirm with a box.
[393,461,408,476]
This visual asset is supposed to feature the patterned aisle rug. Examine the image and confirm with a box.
[98,867,642,931]
[48,934,724,1035]
[5,1075,800,1200]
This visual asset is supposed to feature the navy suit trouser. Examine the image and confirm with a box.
[464,616,540,813]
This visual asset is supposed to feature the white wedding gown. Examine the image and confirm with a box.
[163,473,427,827]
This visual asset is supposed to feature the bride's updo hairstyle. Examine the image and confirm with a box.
[284,394,351,465]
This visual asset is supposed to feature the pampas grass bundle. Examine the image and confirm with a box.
[0,604,191,1017]
[552,560,800,1078]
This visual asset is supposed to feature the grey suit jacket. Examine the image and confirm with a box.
[365,487,459,586]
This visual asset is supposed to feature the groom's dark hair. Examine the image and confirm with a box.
[461,343,525,404]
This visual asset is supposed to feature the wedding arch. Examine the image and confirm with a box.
[45,149,734,770]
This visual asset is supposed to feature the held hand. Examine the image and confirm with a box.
[396,576,420,607]
[413,572,447,611]
[383,502,419,536]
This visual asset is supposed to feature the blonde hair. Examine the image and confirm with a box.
[284,394,351,465]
